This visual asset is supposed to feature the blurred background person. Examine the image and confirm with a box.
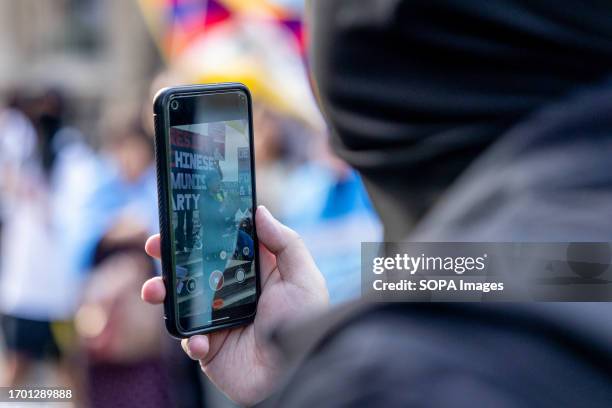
[80,117,158,257]
[0,88,79,388]
[0,89,40,386]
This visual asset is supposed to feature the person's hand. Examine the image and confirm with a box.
[141,206,328,406]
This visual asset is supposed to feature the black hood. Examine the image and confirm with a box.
[309,0,612,238]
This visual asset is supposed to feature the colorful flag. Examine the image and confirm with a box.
[137,0,304,61]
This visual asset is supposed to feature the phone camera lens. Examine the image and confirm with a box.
[170,100,179,110]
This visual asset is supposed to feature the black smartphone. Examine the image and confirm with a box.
[153,83,260,338]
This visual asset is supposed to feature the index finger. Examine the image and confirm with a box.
[145,234,161,259]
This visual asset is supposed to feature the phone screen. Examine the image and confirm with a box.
[167,90,257,332]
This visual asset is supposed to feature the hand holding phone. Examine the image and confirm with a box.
[142,206,329,406]
[154,84,260,336]
[151,83,328,405]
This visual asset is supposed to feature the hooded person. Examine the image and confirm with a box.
[266,1,612,406]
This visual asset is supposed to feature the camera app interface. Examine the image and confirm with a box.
[169,91,256,331]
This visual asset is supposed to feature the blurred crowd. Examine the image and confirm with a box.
[0,31,379,408]
[0,2,383,406]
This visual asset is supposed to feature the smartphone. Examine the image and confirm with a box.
[153,83,260,338]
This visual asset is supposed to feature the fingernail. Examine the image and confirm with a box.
[187,336,196,351]
[188,335,205,355]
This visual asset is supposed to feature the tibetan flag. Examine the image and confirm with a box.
[138,0,231,60]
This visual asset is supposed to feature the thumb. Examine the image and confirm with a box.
[255,206,319,286]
